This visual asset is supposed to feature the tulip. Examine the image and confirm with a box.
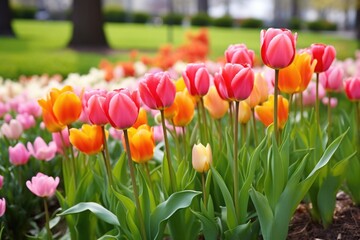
[109,127,123,141]
[69,124,104,155]
[122,125,155,163]
[1,119,23,140]
[214,63,254,101]
[9,142,31,166]
[27,137,57,161]
[16,113,36,130]
[103,88,140,130]
[0,175,4,189]
[255,95,289,129]
[0,102,10,118]
[245,73,269,108]
[344,77,360,101]
[172,91,195,127]
[0,198,5,217]
[182,63,210,97]
[132,107,148,129]
[238,101,251,124]
[319,66,343,92]
[192,143,212,173]
[302,82,326,106]
[322,97,338,108]
[260,28,297,69]
[17,100,42,117]
[139,71,176,110]
[26,172,59,198]
[310,44,336,73]
[52,127,70,154]
[203,86,229,119]
[225,43,255,67]
[83,89,108,126]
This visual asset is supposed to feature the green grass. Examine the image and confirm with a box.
[0,20,358,80]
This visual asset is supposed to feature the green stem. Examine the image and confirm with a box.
[200,97,209,142]
[216,119,222,150]
[43,198,53,240]
[171,120,181,162]
[123,129,147,240]
[160,109,176,193]
[327,92,332,138]
[145,163,155,200]
[241,123,247,146]
[274,69,279,143]
[356,102,360,150]
[229,101,234,127]
[234,101,240,219]
[202,172,207,208]
[300,92,304,123]
[101,126,113,188]
[251,109,258,145]
[197,101,203,142]
[315,72,320,128]
[181,126,187,159]
[66,126,77,189]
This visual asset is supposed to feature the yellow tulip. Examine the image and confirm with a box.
[255,95,289,129]
[69,124,104,155]
[192,143,212,173]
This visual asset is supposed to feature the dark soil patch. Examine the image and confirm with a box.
[288,192,360,240]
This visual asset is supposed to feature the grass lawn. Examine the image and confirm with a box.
[0,20,358,80]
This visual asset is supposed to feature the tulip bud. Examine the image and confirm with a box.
[192,143,212,173]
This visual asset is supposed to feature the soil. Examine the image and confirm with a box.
[287,192,360,240]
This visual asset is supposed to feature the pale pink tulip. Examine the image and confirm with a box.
[26,173,60,198]
[9,142,31,166]
[319,66,343,92]
[16,113,36,130]
[27,137,57,161]
[0,198,6,217]
[1,119,23,140]
[52,127,70,154]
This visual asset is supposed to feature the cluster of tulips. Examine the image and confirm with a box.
[0,28,359,239]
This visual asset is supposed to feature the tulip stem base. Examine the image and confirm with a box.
[43,198,53,240]
[315,73,320,128]
[234,101,240,219]
[202,172,207,208]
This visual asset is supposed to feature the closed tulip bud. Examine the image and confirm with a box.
[255,95,289,129]
[319,66,343,92]
[182,63,211,97]
[0,198,6,217]
[69,124,104,155]
[26,173,60,198]
[225,43,255,67]
[172,91,195,127]
[310,43,336,73]
[261,28,297,69]
[0,175,4,189]
[238,101,251,124]
[204,86,229,119]
[53,92,82,126]
[344,77,360,101]
[192,143,212,173]
[83,89,108,126]
[9,142,31,166]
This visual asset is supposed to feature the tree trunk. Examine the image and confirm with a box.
[68,0,108,49]
[0,0,15,37]
[197,0,208,14]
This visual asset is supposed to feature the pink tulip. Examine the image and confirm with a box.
[214,63,254,101]
[26,173,59,198]
[344,77,360,101]
[83,89,109,125]
[310,43,336,73]
[225,43,255,67]
[1,119,23,140]
[260,28,297,69]
[139,72,176,110]
[27,137,57,161]
[0,175,3,189]
[182,63,210,97]
[109,127,123,140]
[319,66,343,92]
[0,102,10,118]
[103,88,140,129]
[9,142,31,166]
[0,198,6,217]
[52,127,70,154]
[302,82,326,106]
[17,100,42,117]
[322,97,338,108]
[16,113,36,130]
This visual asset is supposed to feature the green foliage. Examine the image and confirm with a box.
[288,17,303,30]
[307,19,337,31]
[132,12,151,24]
[103,6,127,23]
[11,5,36,19]
[212,15,233,28]
[190,13,213,27]
[240,18,263,29]
[162,13,184,25]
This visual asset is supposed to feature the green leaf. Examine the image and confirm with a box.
[58,202,120,226]
[191,210,219,240]
[150,190,201,240]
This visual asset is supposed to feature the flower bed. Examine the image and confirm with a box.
[0,28,359,239]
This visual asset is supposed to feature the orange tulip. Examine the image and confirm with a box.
[255,94,289,129]
[132,107,148,129]
[203,86,229,119]
[245,73,269,108]
[278,52,317,94]
[53,92,82,126]
[238,101,251,124]
[123,124,155,163]
[69,124,104,155]
[172,91,195,126]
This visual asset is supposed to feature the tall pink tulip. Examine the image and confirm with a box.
[310,43,336,73]
[27,137,57,161]
[83,89,109,125]
[26,173,59,198]
[182,63,210,97]
[103,88,140,129]
[344,77,360,101]
[9,142,31,166]
[0,198,5,217]
[260,28,297,69]
[214,63,254,101]
[139,72,176,110]
[225,43,255,67]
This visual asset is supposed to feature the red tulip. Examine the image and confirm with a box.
[182,63,210,97]
[344,77,360,101]
[225,43,255,67]
[214,63,254,101]
[139,72,176,110]
[310,43,336,73]
[260,28,297,69]
[103,88,140,129]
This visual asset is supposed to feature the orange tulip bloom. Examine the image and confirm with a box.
[53,92,82,126]
[123,125,155,164]
[203,86,229,120]
[172,91,195,126]
[278,52,317,94]
[238,101,251,124]
[245,73,269,108]
[132,108,148,129]
[69,124,104,155]
[255,94,289,129]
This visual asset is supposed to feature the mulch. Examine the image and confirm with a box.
[287,192,360,240]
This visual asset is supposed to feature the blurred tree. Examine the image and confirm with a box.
[0,0,15,37]
[356,0,360,44]
[68,0,108,49]
[291,0,300,18]
[198,0,208,14]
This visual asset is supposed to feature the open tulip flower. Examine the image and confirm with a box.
[26,173,60,198]
[27,137,57,161]
[182,63,210,97]
[225,43,255,67]
[9,142,31,166]
[255,94,289,129]
[69,124,104,155]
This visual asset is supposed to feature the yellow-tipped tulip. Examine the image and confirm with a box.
[203,86,229,119]
[69,124,104,155]
[238,101,251,124]
[172,91,195,127]
[255,95,289,129]
[192,143,212,173]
